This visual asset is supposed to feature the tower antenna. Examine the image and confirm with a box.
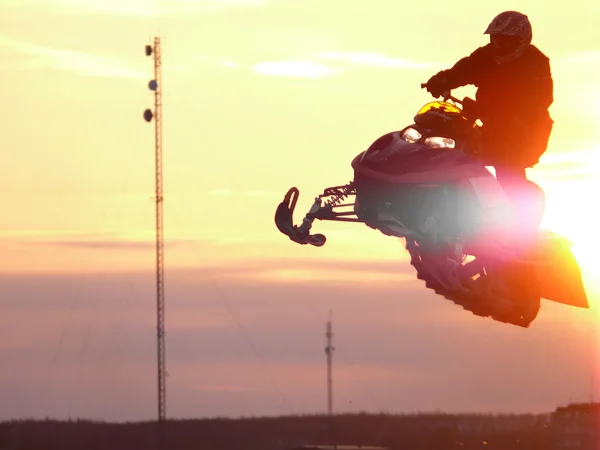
[143,36,166,443]
[325,310,335,444]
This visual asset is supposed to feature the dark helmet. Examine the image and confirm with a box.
[484,11,532,63]
[484,11,532,42]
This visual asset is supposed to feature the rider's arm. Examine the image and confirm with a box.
[434,45,493,89]
[506,52,554,124]
[521,56,554,113]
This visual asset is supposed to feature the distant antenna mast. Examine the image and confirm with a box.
[143,37,166,429]
[325,312,335,430]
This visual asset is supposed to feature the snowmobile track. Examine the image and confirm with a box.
[404,237,540,328]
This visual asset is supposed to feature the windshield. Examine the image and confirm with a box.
[416,101,463,117]
[413,100,474,136]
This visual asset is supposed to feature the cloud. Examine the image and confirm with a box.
[205,189,295,198]
[219,60,241,68]
[247,51,442,80]
[0,0,155,15]
[219,261,416,285]
[244,190,282,198]
[39,238,189,250]
[248,52,439,79]
[210,257,414,282]
[0,34,146,78]
[0,0,266,16]
[156,0,268,15]
[251,61,339,78]
[539,150,598,165]
[535,170,598,183]
[316,51,441,70]
[191,384,268,393]
[533,149,600,182]
[0,230,301,260]
[554,50,600,66]
[208,188,235,196]
[0,230,211,251]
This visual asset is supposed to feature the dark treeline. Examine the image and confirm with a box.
[0,412,555,450]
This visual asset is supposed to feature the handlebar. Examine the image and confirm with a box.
[421,82,462,106]
[421,82,481,122]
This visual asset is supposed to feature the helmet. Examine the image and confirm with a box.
[484,11,532,43]
[484,11,532,63]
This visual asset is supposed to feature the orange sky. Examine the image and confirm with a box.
[1,0,600,421]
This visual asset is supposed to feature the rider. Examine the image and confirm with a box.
[424,11,553,237]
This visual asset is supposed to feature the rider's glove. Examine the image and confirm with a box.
[426,74,450,98]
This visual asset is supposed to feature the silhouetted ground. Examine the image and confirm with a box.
[0,412,553,450]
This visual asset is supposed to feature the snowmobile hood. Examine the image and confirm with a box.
[352,131,491,184]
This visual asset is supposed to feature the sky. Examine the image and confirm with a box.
[1,0,600,422]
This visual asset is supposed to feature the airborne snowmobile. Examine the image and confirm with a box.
[274,85,588,328]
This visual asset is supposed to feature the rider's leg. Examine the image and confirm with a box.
[494,165,544,239]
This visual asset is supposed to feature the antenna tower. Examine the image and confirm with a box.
[143,37,166,426]
[325,311,335,436]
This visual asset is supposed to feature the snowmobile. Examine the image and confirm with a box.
[273,84,588,328]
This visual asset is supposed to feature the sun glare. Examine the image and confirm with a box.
[538,176,600,311]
